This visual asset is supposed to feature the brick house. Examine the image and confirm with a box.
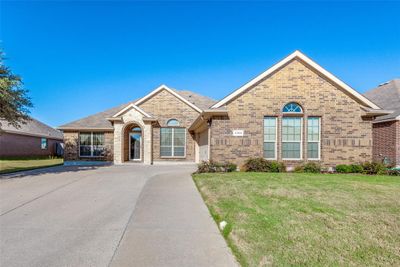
[59,51,389,168]
[364,79,400,167]
[0,117,63,157]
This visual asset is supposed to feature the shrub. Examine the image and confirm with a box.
[350,164,364,173]
[196,160,237,173]
[303,162,321,173]
[244,158,270,172]
[361,161,387,175]
[295,162,321,173]
[335,164,364,173]
[336,164,352,173]
[244,158,285,172]
[294,165,304,173]
[386,168,400,176]
[225,163,238,172]
[269,161,286,173]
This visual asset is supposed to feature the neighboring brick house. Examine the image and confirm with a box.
[364,79,400,167]
[59,51,389,168]
[0,118,64,157]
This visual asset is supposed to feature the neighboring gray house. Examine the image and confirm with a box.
[364,79,400,167]
[0,117,64,157]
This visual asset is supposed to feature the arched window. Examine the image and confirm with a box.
[167,119,180,126]
[161,119,185,157]
[282,102,303,113]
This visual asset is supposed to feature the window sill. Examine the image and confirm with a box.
[160,156,187,159]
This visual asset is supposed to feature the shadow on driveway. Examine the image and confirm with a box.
[0,164,111,179]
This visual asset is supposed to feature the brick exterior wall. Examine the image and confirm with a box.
[372,120,400,166]
[0,132,62,157]
[138,89,199,161]
[63,131,114,161]
[210,59,373,168]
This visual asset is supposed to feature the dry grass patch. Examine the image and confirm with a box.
[193,172,400,266]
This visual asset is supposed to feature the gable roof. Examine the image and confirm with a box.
[1,117,63,140]
[112,103,152,118]
[172,89,216,110]
[134,85,204,113]
[58,87,216,130]
[58,101,136,130]
[364,79,400,122]
[211,50,381,109]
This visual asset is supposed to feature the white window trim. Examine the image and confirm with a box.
[160,128,187,158]
[41,138,48,150]
[79,132,105,158]
[307,117,321,161]
[282,117,303,160]
[263,117,278,160]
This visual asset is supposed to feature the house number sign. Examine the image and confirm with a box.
[232,130,244,137]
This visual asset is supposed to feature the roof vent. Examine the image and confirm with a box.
[378,81,390,87]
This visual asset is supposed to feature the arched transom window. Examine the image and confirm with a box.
[167,119,180,126]
[282,102,303,113]
[263,102,321,161]
[161,119,185,157]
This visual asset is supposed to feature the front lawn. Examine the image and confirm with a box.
[0,157,63,174]
[193,172,400,266]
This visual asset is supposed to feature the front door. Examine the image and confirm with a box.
[129,132,141,161]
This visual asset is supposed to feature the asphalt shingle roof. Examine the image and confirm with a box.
[364,79,400,121]
[0,117,64,139]
[58,90,216,130]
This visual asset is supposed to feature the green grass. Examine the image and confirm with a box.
[0,158,63,174]
[193,172,400,266]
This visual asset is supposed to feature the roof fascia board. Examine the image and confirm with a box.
[211,51,380,109]
[58,127,114,131]
[372,116,400,124]
[0,129,63,140]
[112,104,152,118]
[134,84,203,113]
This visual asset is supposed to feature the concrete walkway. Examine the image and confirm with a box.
[0,164,237,267]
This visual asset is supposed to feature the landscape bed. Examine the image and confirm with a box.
[0,157,64,174]
[193,172,400,266]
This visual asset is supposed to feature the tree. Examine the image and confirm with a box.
[0,51,33,129]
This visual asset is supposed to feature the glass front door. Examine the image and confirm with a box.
[129,132,141,161]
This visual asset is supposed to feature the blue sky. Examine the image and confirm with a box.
[1,1,399,127]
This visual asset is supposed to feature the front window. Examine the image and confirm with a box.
[41,138,48,149]
[263,117,277,159]
[160,128,185,157]
[307,117,321,160]
[282,117,302,159]
[79,132,105,157]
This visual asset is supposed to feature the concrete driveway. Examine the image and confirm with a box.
[0,164,237,267]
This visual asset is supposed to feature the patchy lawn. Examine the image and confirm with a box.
[193,172,400,266]
[0,158,63,174]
